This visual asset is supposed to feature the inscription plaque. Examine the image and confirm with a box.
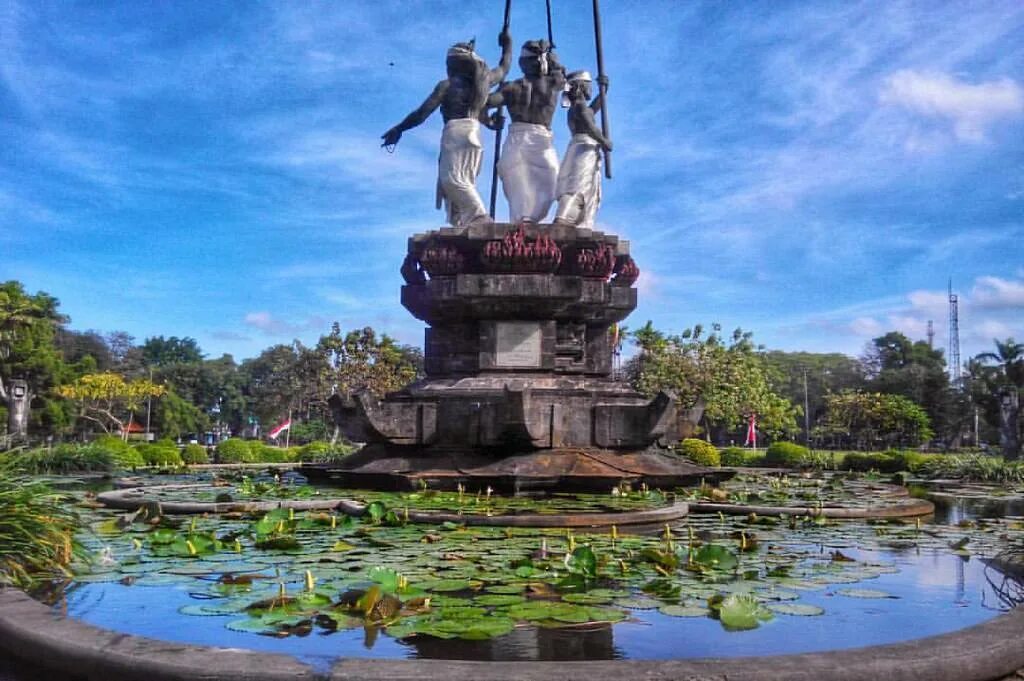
[496,322,542,367]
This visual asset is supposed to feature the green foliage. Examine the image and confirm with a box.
[57,372,166,436]
[675,438,720,467]
[135,439,183,467]
[92,435,144,468]
[295,440,356,463]
[764,441,810,467]
[5,443,113,474]
[319,324,420,398]
[720,446,747,466]
[288,419,330,445]
[819,391,933,449]
[919,454,1024,483]
[249,442,290,463]
[155,389,207,440]
[215,437,254,463]
[141,335,204,366]
[181,443,209,465]
[0,472,79,587]
[630,322,799,438]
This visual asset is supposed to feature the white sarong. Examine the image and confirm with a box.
[554,133,602,229]
[497,122,559,223]
[436,118,488,228]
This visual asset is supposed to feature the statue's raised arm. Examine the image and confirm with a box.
[380,37,513,228]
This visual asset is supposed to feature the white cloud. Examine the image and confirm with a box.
[971,275,1024,309]
[243,311,325,337]
[849,316,884,337]
[880,70,1024,142]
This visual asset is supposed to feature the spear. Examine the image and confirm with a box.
[488,0,513,219]
[592,0,612,179]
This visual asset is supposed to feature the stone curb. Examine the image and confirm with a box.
[1,589,1022,681]
[97,484,689,527]
[689,496,935,519]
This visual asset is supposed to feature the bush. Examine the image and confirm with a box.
[721,446,747,467]
[0,472,80,588]
[764,441,809,467]
[295,440,357,463]
[93,435,144,469]
[6,443,113,474]
[181,443,209,465]
[135,439,183,467]
[675,438,720,467]
[249,442,289,463]
[215,438,254,463]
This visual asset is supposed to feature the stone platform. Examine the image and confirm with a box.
[326,221,719,491]
[300,446,729,492]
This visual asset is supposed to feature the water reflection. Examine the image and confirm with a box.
[403,623,620,661]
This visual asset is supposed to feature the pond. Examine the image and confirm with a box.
[43,470,1024,666]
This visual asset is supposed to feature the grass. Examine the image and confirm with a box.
[0,468,80,588]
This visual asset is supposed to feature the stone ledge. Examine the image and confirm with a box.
[1,588,1023,681]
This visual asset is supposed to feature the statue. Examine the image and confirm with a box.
[382,32,513,228]
[489,40,566,223]
[553,71,612,229]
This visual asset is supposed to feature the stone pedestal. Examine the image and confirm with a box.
[311,222,725,491]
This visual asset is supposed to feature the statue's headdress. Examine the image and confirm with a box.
[447,39,484,65]
[562,70,593,107]
[520,39,552,75]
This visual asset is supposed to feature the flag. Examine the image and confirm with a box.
[743,413,757,448]
[268,419,291,440]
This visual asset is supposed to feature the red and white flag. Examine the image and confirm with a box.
[268,419,291,440]
[744,413,757,448]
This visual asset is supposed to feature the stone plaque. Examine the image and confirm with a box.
[496,322,542,367]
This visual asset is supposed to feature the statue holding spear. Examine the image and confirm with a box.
[381,29,513,227]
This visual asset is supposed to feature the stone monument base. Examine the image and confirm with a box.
[299,446,732,492]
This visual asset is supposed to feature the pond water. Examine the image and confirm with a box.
[59,544,1013,667]
[47,471,1024,666]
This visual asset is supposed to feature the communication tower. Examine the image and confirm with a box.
[927,320,934,349]
[948,279,961,387]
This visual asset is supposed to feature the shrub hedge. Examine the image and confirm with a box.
[764,441,810,467]
[181,443,209,465]
[135,439,183,467]
[676,438,720,467]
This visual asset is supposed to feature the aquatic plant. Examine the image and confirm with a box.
[0,471,79,587]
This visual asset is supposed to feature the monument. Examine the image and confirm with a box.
[308,4,724,491]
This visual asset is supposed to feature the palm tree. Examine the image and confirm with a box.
[977,338,1024,389]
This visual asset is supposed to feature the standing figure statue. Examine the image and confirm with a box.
[489,40,566,223]
[382,32,513,228]
[553,71,612,229]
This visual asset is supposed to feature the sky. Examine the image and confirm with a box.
[2,1,1022,366]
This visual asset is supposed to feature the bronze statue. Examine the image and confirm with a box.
[488,40,566,223]
[553,70,612,229]
[382,32,513,228]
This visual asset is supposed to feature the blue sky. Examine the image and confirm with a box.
[2,1,1022,364]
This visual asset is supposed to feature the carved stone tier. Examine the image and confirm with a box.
[401,223,638,377]
[318,221,724,491]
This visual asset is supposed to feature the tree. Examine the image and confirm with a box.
[141,336,204,367]
[57,372,167,439]
[818,391,933,450]
[861,331,953,444]
[629,322,799,441]
[317,325,419,398]
[0,281,69,441]
[973,338,1023,459]
[762,351,866,441]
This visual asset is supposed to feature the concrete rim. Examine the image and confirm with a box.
[1,588,1021,681]
[689,496,935,518]
[96,483,689,527]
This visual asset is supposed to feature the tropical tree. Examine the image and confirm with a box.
[973,338,1023,459]
[629,322,799,440]
[817,390,933,450]
[141,336,204,367]
[317,324,419,398]
[0,281,69,441]
[57,372,167,439]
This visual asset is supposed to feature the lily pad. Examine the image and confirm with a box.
[767,603,825,616]
[659,604,709,617]
[835,588,898,599]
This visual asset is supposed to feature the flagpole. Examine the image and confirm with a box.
[592,0,612,179]
[284,408,291,449]
[488,0,513,219]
